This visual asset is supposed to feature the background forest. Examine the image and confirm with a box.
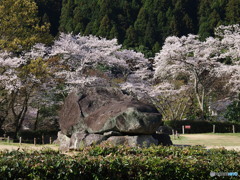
[36,0,240,56]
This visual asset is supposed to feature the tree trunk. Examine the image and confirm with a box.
[10,90,30,139]
[194,74,205,120]
[34,107,40,131]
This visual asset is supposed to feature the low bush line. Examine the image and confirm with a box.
[0,145,239,179]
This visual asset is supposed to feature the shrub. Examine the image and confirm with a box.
[0,145,239,179]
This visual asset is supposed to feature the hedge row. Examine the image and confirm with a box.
[0,145,239,179]
[164,120,240,133]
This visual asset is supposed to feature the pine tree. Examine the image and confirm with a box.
[134,7,148,46]
[225,0,240,24]
[144,17,156,48]
[109,25,119,39]
[57,0,240,57]
[198,0,227,39]
[97,15,112,38]
[59,0,75,32]
[152,42,160,54]
[73,6,86,34]
[123,25,137,47]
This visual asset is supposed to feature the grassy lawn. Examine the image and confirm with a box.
[171,133,240,146]
[0,133,239,151]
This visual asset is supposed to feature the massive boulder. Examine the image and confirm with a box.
[105,135,158,147]
[58,87,168,151]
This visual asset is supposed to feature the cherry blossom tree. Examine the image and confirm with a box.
[215,24,240,62]
[215,24,240,94]
[50,30,239,121]
[148,82,193,121]
[0,52,26,130]
[154,26,240,119]
[0,45,59,136]
[50,33,153,99]
[49,33,199,121]
[0,33,153,134]
[1,24,239,131]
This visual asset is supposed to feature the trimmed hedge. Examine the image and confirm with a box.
[0,145,239,179]
[164,120,240,133]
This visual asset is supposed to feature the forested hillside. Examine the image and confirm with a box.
[56,0,240,56]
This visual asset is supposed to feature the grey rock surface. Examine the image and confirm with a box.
[59,87,162,135]
[69,132,87,150]
[58,131,71,152]
[58,87,167,151]
[104,135,158,147]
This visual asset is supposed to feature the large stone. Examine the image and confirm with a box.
[84,134,106,146]
[58,131,71,152]
[58,87,166,150]
[85,101,162,134]
[69,132,87,150]
[156,126,173,135]
[104,135,158,147]
[59,93,83,135]
[59,87,162,136]
[103,131,122,137]
[69,133,107,150]
[152,134,173,146]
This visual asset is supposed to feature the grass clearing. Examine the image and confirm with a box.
[0,133,240,152]
[171,133,240,150]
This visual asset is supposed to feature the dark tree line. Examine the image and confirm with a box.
[36,0,240,56]
[35,0,62,36]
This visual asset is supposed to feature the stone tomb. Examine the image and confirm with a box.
[58,87,171,151]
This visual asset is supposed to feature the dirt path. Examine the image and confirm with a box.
[182,134,226,139]
[182,134,236,140]
[0,144,59,151]
[205,146,240,151]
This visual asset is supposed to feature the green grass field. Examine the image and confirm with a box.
[0,133,240,151]
[171,133,240,146]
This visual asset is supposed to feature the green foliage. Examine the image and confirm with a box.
[225,95,240,123]
[0,0,52,52]
[164,120,240,133]
[97,15,112,37]
[225,0,240,24]
[1,0,238,56]
[57,0,240,56]
[0,145,239,179]
[198,0,228,40]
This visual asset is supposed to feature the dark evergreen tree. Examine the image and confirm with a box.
[35,0,62,36]
[152,42,161,54]
[123,25,137,47]
[134,7,148,47]
[109,25,119,39]
[55,0,240,56]
[198,0,227,39]
[97,15,112,38]
[59,0,75,32]
[225,0,240,24]
[144,15,156,48]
